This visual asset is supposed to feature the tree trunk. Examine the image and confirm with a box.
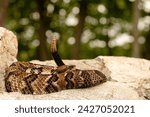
[36,0,50,60]
[132,0,140,57]
[105,35,112,55]
[143,30,150,60]
[72,0,88,59]
[0,0,8,26]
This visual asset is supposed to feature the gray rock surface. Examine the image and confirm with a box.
[0,27,150,100]
[0,27,18,91]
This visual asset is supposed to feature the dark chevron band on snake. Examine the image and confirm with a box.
[4,36,107,94]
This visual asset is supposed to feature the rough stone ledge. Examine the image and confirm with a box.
[0,27,17,91]
[0,56,150,100]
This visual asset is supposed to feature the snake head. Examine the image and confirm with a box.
[73,69,107,88]
[63,67,107,89]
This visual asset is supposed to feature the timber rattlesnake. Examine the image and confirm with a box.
[4,36,107,94]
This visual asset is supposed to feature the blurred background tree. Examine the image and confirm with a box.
[0,0,150,61]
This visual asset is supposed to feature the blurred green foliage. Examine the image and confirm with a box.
[5,0,150,61]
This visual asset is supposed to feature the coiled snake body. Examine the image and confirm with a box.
[4,36,107,94]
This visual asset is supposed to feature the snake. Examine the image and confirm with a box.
[4,36,107,94]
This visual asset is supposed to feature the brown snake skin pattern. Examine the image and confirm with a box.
[5,36,107,94]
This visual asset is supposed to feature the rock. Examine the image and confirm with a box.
[0,27,18,91]
[1,57,150,100]
[98,56,150,100]
[0,27,150,100]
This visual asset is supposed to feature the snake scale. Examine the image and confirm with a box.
[4,36,107,94]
